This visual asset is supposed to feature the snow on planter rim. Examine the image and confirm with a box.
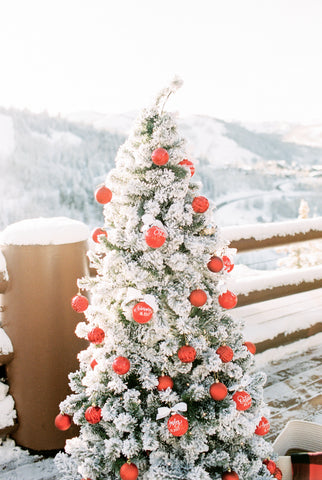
[0,217,90,246]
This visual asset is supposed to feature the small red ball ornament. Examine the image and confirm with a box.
[210,381,228,401]
[54,413,72,431]
[207,256,224,273]
[132,302,153,323]
[157,375,173,391]
[71,294,89,313]
[243,341,256,355]
[189,289,207,307]
[90,359,98,369]
[94,185,112,204]
[179,159,195,176]
[222,255,234,272]
[192,196,209,213]
[84,406,102,424]
[232,391,252,411]
[112,356,130,375]
[274,467,283,480]
[222,472,239,480]
[87,327,105,344]
[218,291,238,309]
[178,345,196,363]
[263,459,277,475]
[151,147,169,166]
[255,416,270,435]
[167,414,189,436]
[145,226,167,248]
[120,462,139,480]
[92,227,107,243]
[216,345,234,363]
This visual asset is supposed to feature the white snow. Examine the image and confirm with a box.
[0,251,8,280]
[0,394,16,429]
[0,328,13,355]
[0,114,15,158]
[0,217,90,246]
[222,217,322,242]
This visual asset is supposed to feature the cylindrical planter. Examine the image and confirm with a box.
[0,218,90,450]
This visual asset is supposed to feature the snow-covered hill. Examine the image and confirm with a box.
[0,107,321,233]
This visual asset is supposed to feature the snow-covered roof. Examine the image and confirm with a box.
[0,217,90,246]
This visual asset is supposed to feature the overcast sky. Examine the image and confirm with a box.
[1,0,322,123]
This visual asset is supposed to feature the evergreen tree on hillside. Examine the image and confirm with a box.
[55,80,280,480]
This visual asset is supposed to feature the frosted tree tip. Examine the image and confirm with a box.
[170,75,184,91]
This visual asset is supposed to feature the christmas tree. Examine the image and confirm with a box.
[55,79,281,480]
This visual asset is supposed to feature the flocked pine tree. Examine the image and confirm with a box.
[55,79,282,480]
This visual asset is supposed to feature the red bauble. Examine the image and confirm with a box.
[263,459,277,475]
[120,462,139,480]
[88,327,105,344]
[95,185,112,204]
[157,375,173,391]
[167,414,189,436]
[145,226,167,248]
[54,413,72,431]
[90,359,98,369]
[210,381,228,401]
[84,406,102,424]
[192,196,209,213]
[222,255,234,273]
[222,472,239,480]
[92,227,107,243]
[232,391,252,411]
[274,467,283,480]
[132,301,153,324]
[71,294,89,313]
[207,256,224,273]
[216,345,234,363]
[178,345,196,363]
[151,147,169,166]
[255,416,270,435]
[179,159,195,176]
[218,291,238,309]
[189,289,207,307]
[112,356,130,375]
[243,341,256,355]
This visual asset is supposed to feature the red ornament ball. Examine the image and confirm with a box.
[216,345,234,363]
[145,226,167,248]
[222,472,239,480]
[94,185,112,204]
[189,289,207,307]
[54,413,72,431]
[92,227,107,243]
[222,255,234,273]
[232,391,252,411]
[157,375,173,391]
[207,256,224,273]
[179,158,195,176]
[243,341,256,355]
[263,459,277,475]
[274,467,283,480]
[71,294,89,313]
[167,413,189,436]
[192,196,209,213]
[178,345,196,363]
[132,301,153,324]
[218,290,238,309]
[112,356,130,375]
[87,327,105,345]
[210,381,228,401]
[151,147,169,166]
[84,406,102,424]
[255,416,270,436]
[90,359,98,369]
[120,462,139,480]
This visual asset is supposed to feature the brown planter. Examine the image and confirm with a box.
[0,240,89,450]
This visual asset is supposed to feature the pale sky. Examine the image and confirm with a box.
[1,0,322,122]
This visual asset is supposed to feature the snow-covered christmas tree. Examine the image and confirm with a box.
[55,80,281,480]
